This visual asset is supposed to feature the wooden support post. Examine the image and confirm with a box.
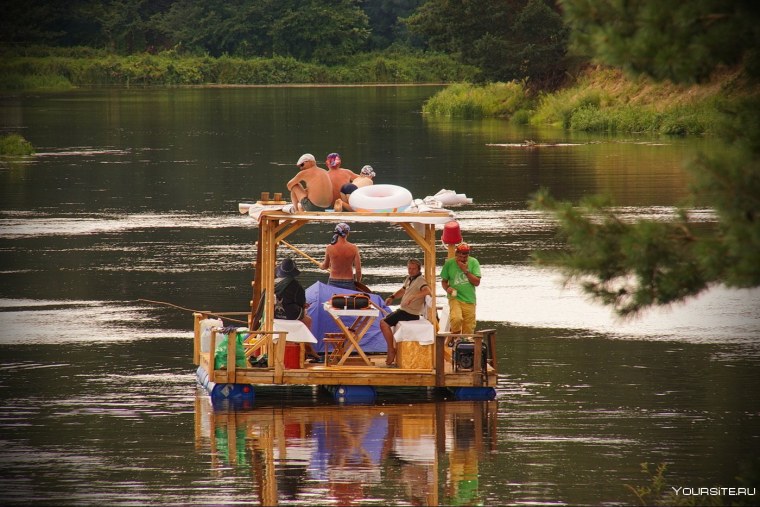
[209,329,218,383]
[193,312,203,365]
[274,331,287,383]
[424,224,438,327]
[472,334,483,386]
[251,235,263,327]
[227,329,237,383]
[435,333,447,386]
[262,217,277,337]
[478,328,497,372]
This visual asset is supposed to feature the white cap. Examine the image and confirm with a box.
[297,153,316,166]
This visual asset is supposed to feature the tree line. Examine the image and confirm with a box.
[2,0,570,86]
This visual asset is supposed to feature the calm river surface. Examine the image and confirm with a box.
[1,87,758,505]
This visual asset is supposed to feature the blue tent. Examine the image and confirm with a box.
[305,281,391,353]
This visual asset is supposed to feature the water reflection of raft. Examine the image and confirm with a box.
[194,392,497,505]
[192,204,498,405]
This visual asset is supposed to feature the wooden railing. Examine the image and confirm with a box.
[193,312,289,384]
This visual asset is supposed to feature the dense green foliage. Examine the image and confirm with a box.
[1,0,569,87]
[362,0,425,50]
[150,0,371,64]
[0,134,35,156]
[405,0,570,86]
[530,0,760,317]
[562,0,760,83]
[0,47,475,88]
[0,0,423,63]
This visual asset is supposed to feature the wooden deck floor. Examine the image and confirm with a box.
[198,351,497,389]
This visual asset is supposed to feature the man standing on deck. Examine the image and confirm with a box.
[440,242,481,335]
[380,258,432,366]
[320,222,362,290]
[286,153,333,212]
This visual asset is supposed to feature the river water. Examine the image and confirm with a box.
[1,86,758,505]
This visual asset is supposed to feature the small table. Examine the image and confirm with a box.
[322,302,380,366]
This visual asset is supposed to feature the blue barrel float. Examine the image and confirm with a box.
[196,366,255,403]
[323,385,377,404]
[449,386,497,401]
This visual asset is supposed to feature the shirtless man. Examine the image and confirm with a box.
[325,152,358,204]
[335,165,373,211]
[319,222,361,291]
[286,154,333,212]
[353,165,375,188]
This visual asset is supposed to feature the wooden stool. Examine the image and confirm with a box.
[323,333,346,366]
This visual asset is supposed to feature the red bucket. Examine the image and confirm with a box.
[284,342,301,369]
[442,220,462,245]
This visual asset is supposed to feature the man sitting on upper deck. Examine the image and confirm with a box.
[325,152,359,208]
[286,153,333,212]
[353,165,375,188]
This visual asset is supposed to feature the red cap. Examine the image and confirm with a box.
[455,242,471,253]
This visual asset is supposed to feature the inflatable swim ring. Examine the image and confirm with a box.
[349,184,413,213]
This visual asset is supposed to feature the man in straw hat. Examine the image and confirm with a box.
[274,257,320,361]
[286,153,333,212]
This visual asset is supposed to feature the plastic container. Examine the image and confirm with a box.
[200,318,223,353]
[284,342,301,369]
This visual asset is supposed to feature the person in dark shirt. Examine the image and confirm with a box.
[274,257,320,361]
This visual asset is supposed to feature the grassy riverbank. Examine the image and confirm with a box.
[0,46,476,90]
[423,66,757,135]
[4,47,756,137]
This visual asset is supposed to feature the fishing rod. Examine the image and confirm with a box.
[280,240,323,269]
[138,299,249,325]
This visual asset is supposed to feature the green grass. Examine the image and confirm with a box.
[421,66,750,136]
[529,67,733,135]
[0,134,35,156]
[422,81,533,119]
[0,46,476,90]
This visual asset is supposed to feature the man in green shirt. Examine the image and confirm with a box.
[440,242,481,334]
